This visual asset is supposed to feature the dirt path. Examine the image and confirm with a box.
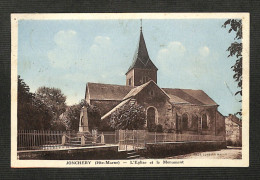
[167,146,242,159]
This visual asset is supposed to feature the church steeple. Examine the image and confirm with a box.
[126,21,158,87]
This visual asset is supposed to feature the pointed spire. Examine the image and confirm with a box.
[126,20,158,74]
[140,19,142,32]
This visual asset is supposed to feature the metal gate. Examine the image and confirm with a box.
[118,130,146,151]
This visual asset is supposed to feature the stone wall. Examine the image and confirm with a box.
[127,68,157,86]
[172,104,218,135]
[216,111,226,136]
[138,141,226,158]
[135,82,172,129]
[18,146,126,160]
[125,69,134,86]
[134,82,224,136]
[225,115,242,146]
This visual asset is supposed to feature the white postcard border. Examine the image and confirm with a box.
[11,13,250,168]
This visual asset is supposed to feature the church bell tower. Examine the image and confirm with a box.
[126,20,158,87]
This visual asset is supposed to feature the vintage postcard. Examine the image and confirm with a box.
[11,13,249,167]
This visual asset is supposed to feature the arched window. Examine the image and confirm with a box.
[149,90,154,96]
[128,78,132,86]
[191,115,198,131]
[202,114,208,130]
[146,106,158,130]
[182,113,188,131]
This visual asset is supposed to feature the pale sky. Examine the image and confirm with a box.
[18,19,241,116]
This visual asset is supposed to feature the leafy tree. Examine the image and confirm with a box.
[61,100,101,131]
[18,76,52,130]
[35,87,67,129]
[222,19,242,117]
[109,103,146,130]
[87,103,101,131]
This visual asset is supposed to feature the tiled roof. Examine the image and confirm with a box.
[87,82,133,101]
[162,88,217,105]
[126,30,158,74]
[181,89,217,105]
[166,94,189,104]
[86,82,217,106]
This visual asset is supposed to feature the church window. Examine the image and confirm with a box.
[191,115,198,131]
[149,90,154,96]
[202,114,208,130]
[128,78,132,86]
[142,76,149,83]
[182,113,188,131]
[146,106,158,131]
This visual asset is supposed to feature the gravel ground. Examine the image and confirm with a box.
[167,146,242,159]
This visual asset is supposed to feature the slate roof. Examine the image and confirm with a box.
[126,30,158,74]
[87,82,134,101]
[86,83,217,106]
[162,88,217,105]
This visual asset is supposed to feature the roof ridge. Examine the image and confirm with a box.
[88,82,132,88]
[162,87,203,91]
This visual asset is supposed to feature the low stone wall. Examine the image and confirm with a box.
[18,146,127,160]
[138,141,226,158]
[19,141,226,160]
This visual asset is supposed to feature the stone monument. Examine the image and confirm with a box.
[78,106,90,135]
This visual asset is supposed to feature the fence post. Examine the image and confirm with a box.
[101,133,105,144]
[136,130,139,148]
[133,130,135,150]
[115,130,117,144]
[62,133,66,145]
[33,130,36,148]
[125,130,127,151]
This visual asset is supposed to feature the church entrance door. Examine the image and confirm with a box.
[147,107,156,130]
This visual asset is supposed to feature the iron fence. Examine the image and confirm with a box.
[17,129,225,151]
[17,130,65,151]
[97,131,118,144]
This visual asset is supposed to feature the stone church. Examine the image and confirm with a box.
[82,26,225,136]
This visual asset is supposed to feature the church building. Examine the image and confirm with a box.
[83,25,225,136]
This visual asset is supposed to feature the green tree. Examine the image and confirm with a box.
[61,100,101,131]
[110,103,146,130]
[18,76,52,130]
[35,87,67,129]
[222,19,242,117]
